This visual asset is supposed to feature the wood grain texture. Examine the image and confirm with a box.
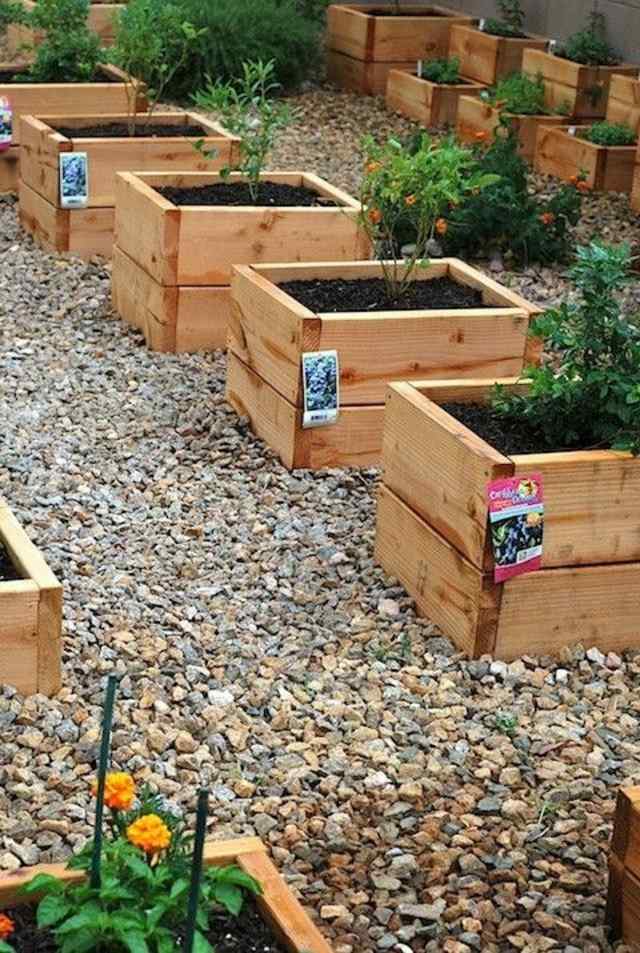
[522,49,638,119]
[0,147,19,193]
[7,0,124,51]
[386,69,485,127]
[607,74,640,133]
[456,95,566,161]
[326,49,415,95]
[449,23,548,85]
[534,125,636,192]
[18,179,68,253]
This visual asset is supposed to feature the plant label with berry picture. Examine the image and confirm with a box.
[301,350,339,429]
[487,474,544,582]
[59,152,89,209]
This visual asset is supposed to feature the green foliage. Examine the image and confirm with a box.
[17,0,102,84]
[582,120,636,146]
[483,0,525,38]
[0,0,28,31]
[493,241,640,453]
[419,57,461,85]
[487,72,547,115]
[193,59,295,201]
[560,11,618,66]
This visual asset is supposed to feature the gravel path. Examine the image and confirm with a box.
[1,83,640,953]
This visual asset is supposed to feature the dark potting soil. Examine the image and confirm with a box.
[278,276,486,313]
[5,897,289,953]
[482,26,527,38]
[52,122,206,139]
[157,181,334,208]
[440,402,562,455]
[367,7,443,14]
[0,542,20,582]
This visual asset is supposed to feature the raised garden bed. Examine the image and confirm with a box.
[19,111,237,258]
[0,501,61,696]
[456,94,566,160]
[607,787,640,947]
[449,23,549,86]
[326,3,474,95]
[522,48,638,119]
[0,837,334,952]
[112,170,367,353]
[7,0,125,54]
[607,73,640,132]
[226,259,540,470]
[386,68,485,126]
[375,379,640,659]
[534,124,636,191]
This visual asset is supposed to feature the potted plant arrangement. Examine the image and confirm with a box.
[0,676,334,952]
[522,11,638,120]
[386,56,485,127]
[111,60,368,353]
[456,71,568,161]
[7,0,124,56]
[375,241,640,659]
[326,2,474,96]
[449,0,548,87]
[226,133,541,470]
[0,499,61,696]
[535,119,637,192]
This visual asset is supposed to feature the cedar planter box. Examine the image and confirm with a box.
[0,63,145,193]
[607,74,640,132]
[112,170,367,353]
[449,23,549,86]
[0,837,334,952]
[375,379,640,659]
[0,501,62,696]
[18,111,237,259]
[226,260,540,470]
[7,0,125,54]
[522,48,638,119]
[631,138,640,212]
[607,788,640,947]
[326,3,474,95]
[386,68,485,126]
[456,95,567,161]
[534,124,636,192]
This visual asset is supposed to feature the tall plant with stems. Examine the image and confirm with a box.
[484,0,525,37]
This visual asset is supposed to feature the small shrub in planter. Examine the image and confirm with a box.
[12,0,103,83]
[482,0,526,39]
[535,120,637,192]
[386,57,486,127]
[580,120,637,147]
[559,10,618,67]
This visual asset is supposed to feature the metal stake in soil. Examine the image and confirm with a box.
[184,788,209,953]
[90,674,118,889]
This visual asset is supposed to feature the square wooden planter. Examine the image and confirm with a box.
[375,379,640,659]
[18,111,237,259]
[326,3,474,95]
[606,74,640,133]
[522,48,638,119]
[112,170,367,353]
[226,259,540,470]
[0,63,145,193]
[7,0,125,54]
[456,95,567,161]
[0,501,62,696]
[449,23,549,86]
[607,788,640,947]
[534,124,636,192]
[0,838,333,952]
[386,68,485,126]
[631,139,640,212]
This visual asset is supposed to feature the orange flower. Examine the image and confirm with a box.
[576,180,590,193]
[366,160,381,174]
[569,175,579,185]
[127,814,171,855]
[435,218,448,235]
[404,194,417,207]
[474,130,489,142]
[92,772,136,811]
[539,212,555,226]
[368,207,382,224]
[0,915,14,941]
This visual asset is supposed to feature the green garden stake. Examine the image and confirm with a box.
[90,674,118,889]
[184,788,209,953]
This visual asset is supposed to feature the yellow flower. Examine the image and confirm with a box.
[127,814,171,855]
[92,772,136,811]
[0,915,14,941]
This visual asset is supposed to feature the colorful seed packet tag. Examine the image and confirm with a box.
[487,474,544,582]
[59,152,89,208]
[0,97,11,151]
[302,350,339,429]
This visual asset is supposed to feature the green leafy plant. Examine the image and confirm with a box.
[560,10,618,66]
[192,59,295,202]
[0,0,28,31]
[483,0,525,38]
[419,57,462,85]
[14,0,103,84]
[581,120,636,146]
[493,241,640,453]
[486,72,548,115]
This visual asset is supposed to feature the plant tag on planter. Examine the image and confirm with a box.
[487,474,544,583]
[301,350,339,429]
[59,152,89,208]
[0,97,11,152]
[568,125,577,136]
[417,59,423,78]
[547,39,557,53]
[478,18,486,30]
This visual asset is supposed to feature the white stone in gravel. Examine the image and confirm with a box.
[398,900,446,921]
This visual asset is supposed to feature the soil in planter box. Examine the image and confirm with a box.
[441,401,574,455]
[279,275,487,312]
[157,181,336,208]
[52,121,207,139]
[366,7,445,14]
[0,541,20,581]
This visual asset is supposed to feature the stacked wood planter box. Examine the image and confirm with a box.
[607,788,640,948]
[607,74,640,131]
[7,0,125,55]
[226,260,540,470]
[449,23,548,86]
[0,838,334,953]
[326,3,474,96]
[18,112,236,259]
[386,68,485,127]
[112,170,367,352]
[375,379,640,659]
[0,63,144,193]
[522,48,638,119]
[0,501,62,696]
[534,124,637,192]
[456,95,566,161]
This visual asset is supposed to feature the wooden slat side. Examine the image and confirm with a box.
[19,180,68,252]
[67,206,115,260]
[411,377,528,403]
[114,172,180,285]
[607,75,640,132]
[610,787,640,864]
[112,244,178,352]
[251,260,448,283]
[600,146,637,193]
[606,853,625,942]
[175,287,230,353]
[448,259,542,314]
[387,70,484,126]
[0,147,20,193]
[0,581,40,695]
[326,49,416,95]
[37,584,62,696]
[534,126,601,187]
[456,97,566,160]
[19,115,67,203]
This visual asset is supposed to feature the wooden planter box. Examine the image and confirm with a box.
[0,838,333,952]
[607,788,640,947]
[522,48,638,119]
[449,23,549,86]
[18,111,237,259]
[607,74,640,132]
[0,63,145,193]
[386,68,485,126]
[631,138,640,212]
[534,124,636,192]
[0,501,62,696]
[326,3,474,95]
[226,260,540,470]
[456,95,566,161]
[112,170,367,353]
[7,0,125,54]
[375,379,640,659]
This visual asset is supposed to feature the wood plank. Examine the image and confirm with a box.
[0,581,40,695]
[19,179,68,253]
[610,787,640,866]
[68,206,114,259]
[326,49,415,95]
[448,259,543,315]
[449,24,548,85]
[607,75,640,132]
[0,147,19,193]
[250,260,448,284]
[114,172,180,285]
[175,287,230,353]
[522,49,639,119]
[386,69,485,127]
[456,96,566,161]
[534,125,600,187]
[20,115,69,204]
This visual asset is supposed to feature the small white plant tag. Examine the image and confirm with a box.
[59,152,89,208]
[417,59,423,78]
[478,17,486,30]
[568,125,577,136]
[302,350,339,429]
[548,39,558,53]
